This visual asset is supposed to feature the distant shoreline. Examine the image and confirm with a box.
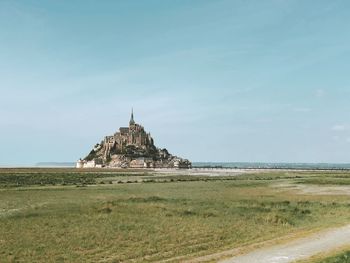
[1,162,350,171]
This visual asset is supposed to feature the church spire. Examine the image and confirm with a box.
[129,108,135,126]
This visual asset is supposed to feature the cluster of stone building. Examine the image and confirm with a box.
[76,157,190,169]
[76,110,191,169]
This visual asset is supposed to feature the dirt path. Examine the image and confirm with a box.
[218,224,350,263]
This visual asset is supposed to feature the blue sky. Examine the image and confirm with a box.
[1,0,350,165]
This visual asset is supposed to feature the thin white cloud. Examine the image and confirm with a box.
[332,135,340,141]
[293,107,311,112]
[315,89,325,97]
[255,118,273,124]
[331,125,346,131]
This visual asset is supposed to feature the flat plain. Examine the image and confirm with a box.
[1,168,350,262]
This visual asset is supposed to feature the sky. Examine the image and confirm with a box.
[1,0,350,166]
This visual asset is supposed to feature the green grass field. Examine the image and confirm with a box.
[315,251,350,263]
[298,246,350,263]
[1,169,350,262]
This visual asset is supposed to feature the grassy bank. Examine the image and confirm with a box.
[298,246,350,263]
[1,169,350,262]
[315,251,350,263]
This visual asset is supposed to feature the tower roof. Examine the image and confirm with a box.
[129,108,135,125]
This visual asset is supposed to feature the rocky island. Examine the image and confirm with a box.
[76,110,191,169]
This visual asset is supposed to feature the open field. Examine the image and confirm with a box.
[1,168,350,262]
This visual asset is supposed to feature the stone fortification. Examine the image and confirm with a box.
[77,110,191,169]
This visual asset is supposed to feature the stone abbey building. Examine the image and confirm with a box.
[77,110,191,169]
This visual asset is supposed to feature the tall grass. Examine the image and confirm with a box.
[1,176,350,262]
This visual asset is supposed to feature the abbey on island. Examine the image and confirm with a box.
[77,110,191,169]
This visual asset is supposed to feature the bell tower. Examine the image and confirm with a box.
[129,108,135,127]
